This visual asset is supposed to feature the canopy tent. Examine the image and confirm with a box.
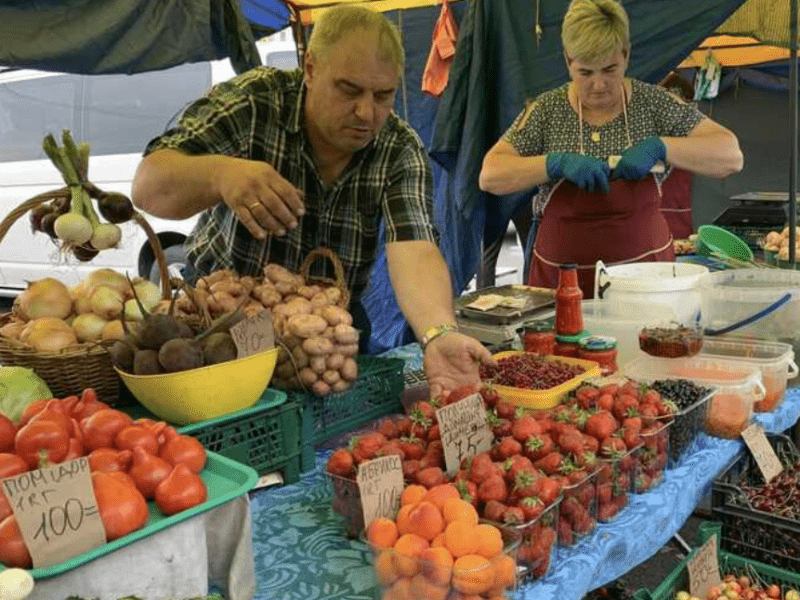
[679,35,790,68]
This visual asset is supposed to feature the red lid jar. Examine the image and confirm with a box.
[578,335,619,375]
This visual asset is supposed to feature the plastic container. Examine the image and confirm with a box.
[553,333,588,358]
[594,261,709,325]
[711,434,800,573]
[484,351,601,409]
[700,337,798,413]
[490,499,559,582]
[596,444,639,522]
[696,224,755,261]
[558,468,599,546]
[115,347,279,425]
[638,322,703,358]
[520,321,556,356]
[578,335,618,375]
[633,420,671,493]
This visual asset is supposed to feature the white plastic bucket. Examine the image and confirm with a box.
[594,261,709,324]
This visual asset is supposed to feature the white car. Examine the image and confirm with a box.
[0,38,299,296]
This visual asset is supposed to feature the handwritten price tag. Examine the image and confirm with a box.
[741,424,783,483]
[2,457,106,568]
[436,394,493,476]
[357,455,404,530]
[230,310,275,358]
[688,534,722,599]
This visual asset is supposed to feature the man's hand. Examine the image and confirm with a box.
[213,157,306,239]
[611,136,667,180]
[546,152,610,194]
[423,332,493,399]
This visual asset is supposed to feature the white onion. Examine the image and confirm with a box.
[101,320,128,341]
[21,317,73,344]
[89,286,124,321]
[90,223,122,250]
[54,213,92,245]
[132,281,161,311]
[72,313,108,342]
[74,291,93,315]
[0,321,26,340]
[28,327,77,352]
[124,299,145,321]
[18,278,72,321]
[83,269,129,298]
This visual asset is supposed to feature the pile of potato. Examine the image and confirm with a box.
[763,227,800,261]
[170,263,360,396]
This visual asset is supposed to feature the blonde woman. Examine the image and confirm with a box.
[479,0,743,297]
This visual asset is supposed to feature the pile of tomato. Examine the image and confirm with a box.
[0,388,209,569]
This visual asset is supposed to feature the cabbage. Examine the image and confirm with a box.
[0,367,52,425]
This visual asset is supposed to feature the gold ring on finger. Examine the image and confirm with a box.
[248,202,260,211]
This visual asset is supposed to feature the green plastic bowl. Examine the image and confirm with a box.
[696,225,754,261]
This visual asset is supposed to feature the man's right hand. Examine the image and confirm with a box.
[213,157,306,239]
[545,152,610,194]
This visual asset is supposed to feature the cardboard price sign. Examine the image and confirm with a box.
[230,310,275,358]
[2,457,106,569]
[687,534,722,600]
[435,394,493,475]
[741,424,783,483]
[356,455,404,530]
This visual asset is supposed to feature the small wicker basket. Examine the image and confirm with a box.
[299,246,350,309]
[0,192,171,403]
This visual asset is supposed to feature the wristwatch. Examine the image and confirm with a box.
[420,324,458,350]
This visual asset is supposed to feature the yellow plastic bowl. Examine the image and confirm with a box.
[115,347,279,425]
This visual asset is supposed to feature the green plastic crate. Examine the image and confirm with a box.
[633,522,800,600]
[178,389,305,484]
[290,355,404,463]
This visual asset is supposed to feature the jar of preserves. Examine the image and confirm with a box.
[553,331,590,358]
[521,322,556,355]
[578,335,619,375]
[556,265,583,336]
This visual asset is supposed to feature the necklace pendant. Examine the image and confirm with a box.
[591,131,601,143]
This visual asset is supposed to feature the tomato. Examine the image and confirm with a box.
[19,397,50,426]
[0,414,15,454]
[92,471,148,541]
[59,395,80,417]
[0,515,32,569]
[15,419,69,469]
[70,388,110,422]
[129,446,172,499]
[154,463,208,516]
[81,409,133,451]
[0,491,11,522]
[88,448,132,473]
[115,425,159,455]
[63,436,84,461]
[28,399,73,436]
[0,453,28,479]
[159,428,207,474]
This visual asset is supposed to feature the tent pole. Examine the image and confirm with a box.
[790,0,798,266]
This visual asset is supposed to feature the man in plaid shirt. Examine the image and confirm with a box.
[131,5,490,396]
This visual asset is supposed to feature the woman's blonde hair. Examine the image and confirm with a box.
[561,0,629,63]
[307,5,405,72]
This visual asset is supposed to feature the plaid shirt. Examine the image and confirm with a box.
[144,68,437,298]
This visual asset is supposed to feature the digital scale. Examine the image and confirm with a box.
[712,192,790,249]
[455,284,556,346]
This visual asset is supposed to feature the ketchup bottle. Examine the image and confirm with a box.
[555,264,583,336]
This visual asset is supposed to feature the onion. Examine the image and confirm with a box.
[18,278,72,321]
[83,269,129,298]
[74,291,93,315]
[0,321,26,340]
[101,320,127,341]
[89,286,123,321]
[90,224,122,250]
[124,299,145,321]
[72,313,108,342]
[27,327,77,352]
[132,281,161,311]
[54,213,92,245]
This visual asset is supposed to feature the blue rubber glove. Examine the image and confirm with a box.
[546,152,610,194]
[612,136,667,180]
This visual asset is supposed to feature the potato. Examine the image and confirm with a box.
[203,269,237,286]
[264,263,296,284]
[326,353,345,370]
[207,291,237,314]
[175,296,195,314]
[272,316,286,338]
[331,380,350,393]
[282,333,302,349]
[275,361,297,380]
[321,305,353,327]
[277,346,290,362]
[210,280,245,297]
[286,375,301,389]
[309,356,327,375]
[324,287,343,305]
[322,370,341,385]
[334,324,359,345]
[302,336,334,356]
[243,302,265,318]
[275,281,299,296]
[291,346,310,369]
[196,278,208,290]
[312,380,332,396]
[253,284,282,308]
[310,292,331,309]
[335,343,359,357]
[299,367,318,386]
[285,297,312,316]
[271,377,287,389]
[321,326,336,340]
[272,303,292,320]
[287,314,327,338]
[282,294,303,304]
[341,357,358,381]
[239,276,256,290]
[297,286,319,300]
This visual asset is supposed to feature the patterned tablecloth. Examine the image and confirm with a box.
[249,356,800,600]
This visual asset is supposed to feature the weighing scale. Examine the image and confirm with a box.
[455,284,555,345]
[712,192,790,249]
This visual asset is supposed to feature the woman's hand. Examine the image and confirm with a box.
[546,152,610,193]
[423,333,493,400]
[612,136,667,180]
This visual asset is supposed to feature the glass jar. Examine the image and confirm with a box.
[578,335,619,375]
[521,322,556,356]
[554,332,590,359]
[556,265,584,336]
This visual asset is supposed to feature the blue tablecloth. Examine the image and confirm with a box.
[249,381,800,600]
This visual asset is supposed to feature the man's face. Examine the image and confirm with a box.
[304,29,399,155]
[566,50,628,111]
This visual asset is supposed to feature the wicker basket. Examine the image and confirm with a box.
[0,191,171,404]
[299,246,350,309]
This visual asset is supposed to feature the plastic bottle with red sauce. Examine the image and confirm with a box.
[555,264,584,336]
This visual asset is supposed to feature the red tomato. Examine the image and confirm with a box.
[81,409,134,451]
[129,446,173,499]
[159,428,207,474]
[115,425,159,455]
[70,388,110,422]
[0,515,32,568]
[88,448,133,473]
[0,453,28,478]
[0,414,15,453]
[28,399,73,436]
[59,395,80,417]
[0,491,12,522]
[92,471,148,541]
[15,419,70,469]
[63,436,84,461]
[19,397,50,426]
[155,463,208,516]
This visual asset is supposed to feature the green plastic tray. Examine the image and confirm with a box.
[633,521,800,600]
[2,451,258,579]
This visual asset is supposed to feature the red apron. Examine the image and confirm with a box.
[527,175,675,298]
[659,167,694,239]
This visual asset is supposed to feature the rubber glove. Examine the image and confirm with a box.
[546,152,610,194]
[612,136,667,180]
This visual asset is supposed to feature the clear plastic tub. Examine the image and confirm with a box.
[489,499,559,582]
[700,337,798,413]
[624,356,764,442]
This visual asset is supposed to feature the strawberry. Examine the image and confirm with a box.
[495,401,517,420]
[487,411,513,438]
[351,432,387,464]
[427,440,444,457]
[557,517,574,546]
[503,505,525,525]
[376,418,399,439]
[597,393,614,412]
[416,466,446,488]
[503,455,536,484]
[584,411,617,441]
[525,434,554,462]
[402,459,420,481]
[426,423,440,442]
[622,416,643,431]
[513,470,539,498]
[641,388,661,405]
[597,482,613,506]
[479,385,500,408]
[409,401,436,421]
[533,476,561,506]
[620,381,641,399]
[574,451,597,470]
[409,422,429,440]
[394,417,412,437]
[613,395,639,421]
[483,500,508,523]
[397,436,426,460]
[520,496,545,521]
[599,382,620,397]
[468,452,495,484]
[621,427,642,450]
[326,448,354,477]
[377,441,405,459]
[557,432,586,457]
[512,416,542,443]
[534,451,563,476]
[477,474,508,504]
[454,478,479,507]
[419,451,443,470]
[600,437,627,458]
[444,384,480,405]
[574,385,600,409]
[639,404,659,427]
[496,436,523,461]
[582,434,599,454]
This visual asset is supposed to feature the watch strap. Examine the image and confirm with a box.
[421,324,458,349]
